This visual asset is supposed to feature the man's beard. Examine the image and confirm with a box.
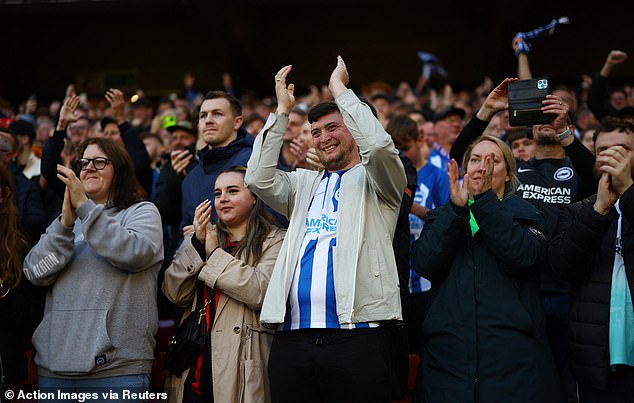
[535,132,560,146]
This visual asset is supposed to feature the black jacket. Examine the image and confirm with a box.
[0,279,45,383]
[549,185,634,390]
[9,164,46,246]
[412,190,561,402]
[154,143,198,228]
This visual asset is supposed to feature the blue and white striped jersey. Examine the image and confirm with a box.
[282,170,374,330]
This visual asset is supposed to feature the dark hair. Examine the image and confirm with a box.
[202,91,242,117]
[386,115,418,151]
[76,138,147,209]
[291,107,308,118]
[505,128,531,144]
[214,166,272,265]
[100,116,118,131]
[0,163,28,287]
[308,102,340,124]
[140,131,164,146]
[593,116,634,144]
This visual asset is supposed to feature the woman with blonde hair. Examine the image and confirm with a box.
[411,135,561,402]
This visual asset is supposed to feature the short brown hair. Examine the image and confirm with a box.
[386,116,418,151]
[593,116,634,144]
[202,91,242,117]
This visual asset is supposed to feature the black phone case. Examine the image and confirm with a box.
[508,78,551,127]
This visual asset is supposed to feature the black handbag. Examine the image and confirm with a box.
[164,284,212,374]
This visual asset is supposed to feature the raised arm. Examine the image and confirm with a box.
[42,94,81,197]
[512,37,533,80]
[245,65,298,218]
[588,50,628,120]
[330,56,406,208]
[451,78,517,162]
[106,89,153,195]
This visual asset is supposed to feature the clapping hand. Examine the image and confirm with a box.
[328,56,349,98]
[596,145,633,195]
[57,164,88,210]
[193,199,219,256]
[448,159,469,207]
[468,154,495,197]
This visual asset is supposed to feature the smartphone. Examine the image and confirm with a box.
[508,78,551,127]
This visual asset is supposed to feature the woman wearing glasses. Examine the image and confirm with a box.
[24,138,164,397]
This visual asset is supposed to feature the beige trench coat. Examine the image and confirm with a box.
[162,227,285,403]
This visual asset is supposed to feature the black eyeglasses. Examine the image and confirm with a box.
[76,157,111,171]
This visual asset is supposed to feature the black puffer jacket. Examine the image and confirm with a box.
[549,185,634,390]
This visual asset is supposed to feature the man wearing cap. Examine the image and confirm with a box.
[154,120,198,257]
[429,106,465,172]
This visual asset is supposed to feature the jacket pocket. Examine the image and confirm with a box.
[47,309,115,374]
[356,248,384,301]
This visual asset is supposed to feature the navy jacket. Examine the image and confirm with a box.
[412,190,561,402]
[180,129,253,230]
[10,164,46,245]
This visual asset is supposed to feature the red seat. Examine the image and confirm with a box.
[150,351,167,391]
[392,353,420,403]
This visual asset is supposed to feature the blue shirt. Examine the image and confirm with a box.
[408,163,450,293]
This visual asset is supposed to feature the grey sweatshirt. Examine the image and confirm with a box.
[23,199,164,378]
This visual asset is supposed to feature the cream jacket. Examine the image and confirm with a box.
[162,227,285,403]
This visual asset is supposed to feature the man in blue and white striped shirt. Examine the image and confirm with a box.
[246,57,406,403]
